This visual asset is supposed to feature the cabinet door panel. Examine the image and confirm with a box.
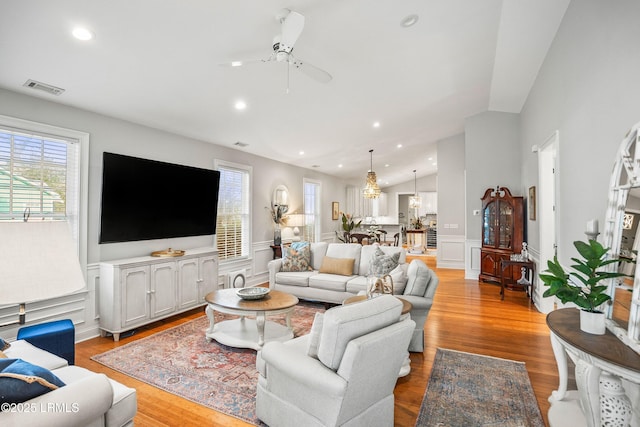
[178,258,200,309]
[199,255,219,299]
[151,262,176,318]
[483,201,496,247]
[480,251,498,277]
[121,266,150,328]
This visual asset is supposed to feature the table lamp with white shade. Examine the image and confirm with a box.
[0,221,86,327]
[286,214,305,241]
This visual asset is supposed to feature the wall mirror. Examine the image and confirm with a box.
[272,185,289,214]
[603,122,640,353]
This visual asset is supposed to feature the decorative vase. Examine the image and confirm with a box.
[273,224,281,246]
[580,309,606,335]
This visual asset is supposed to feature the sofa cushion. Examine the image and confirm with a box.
[0,337,10,351]
[404,259,432,296]
[3,340,68,370]
[345,276,369,294]
[274,270,316,287]
[326,243,362,275]
[319,257,355,276]
[309,274,352,292]
[309,242,329,271]
[369,246,400,276]
[0,358,65,404]
[281,245,313,272]
[317,295,402,370]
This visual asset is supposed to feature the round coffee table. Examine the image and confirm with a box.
[204,288,299,350]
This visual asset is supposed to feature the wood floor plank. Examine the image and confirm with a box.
[75,255,556,426]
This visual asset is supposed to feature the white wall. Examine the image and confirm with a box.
[520,0,640,264]
[437,133,466,269]
[0,87,348,340]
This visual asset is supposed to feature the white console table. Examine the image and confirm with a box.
[547,308,640,427]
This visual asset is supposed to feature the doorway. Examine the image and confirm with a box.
[537,130,558,313]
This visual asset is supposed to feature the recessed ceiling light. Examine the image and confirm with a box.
[432,162,437,166]
[234,100,247,110]
[373,121,380,128]
[299,151,305,155]
[384,164,390,167]
[428,157,433,161]
[72,27,94,41]
[338,164,343,168]
[397,144,403,148]
[231,61,243,67]
[401,14,419,28]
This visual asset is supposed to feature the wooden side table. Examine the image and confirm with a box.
[499,259,534,300]
[270,245,282,259]
[547,308,640,427]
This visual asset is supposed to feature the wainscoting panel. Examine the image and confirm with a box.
[437,235,465,269]
[465,239,482,280]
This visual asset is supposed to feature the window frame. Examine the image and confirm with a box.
[213,159,252,262]
[0,114,89,272]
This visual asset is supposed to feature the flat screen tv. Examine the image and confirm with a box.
[99,152,220,244]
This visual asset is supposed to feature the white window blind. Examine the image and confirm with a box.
[215,161,251,260]
[0,128,79,223]
[303,179,321,242]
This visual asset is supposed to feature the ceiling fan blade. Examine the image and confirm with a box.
[279,11,304,54]
[219,53,275,67]
[290,56,332,83]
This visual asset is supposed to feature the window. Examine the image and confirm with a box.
[0,115,88,267]
[214,160,251,260]
[303,179,321,242]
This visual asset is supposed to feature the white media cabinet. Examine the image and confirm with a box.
[99,247,219,341]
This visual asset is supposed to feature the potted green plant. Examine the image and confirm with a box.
[540,239,625,334]
[335,213,362,243]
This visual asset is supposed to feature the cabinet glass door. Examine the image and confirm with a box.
[498,201,513,249]
[483,202,496,246]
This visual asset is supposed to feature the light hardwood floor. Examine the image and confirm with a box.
[75,256,557,426]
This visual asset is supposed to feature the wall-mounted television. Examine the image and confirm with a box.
[99,152,220,244]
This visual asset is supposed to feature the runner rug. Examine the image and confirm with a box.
[91,302,323,425]
[416,348,544,427]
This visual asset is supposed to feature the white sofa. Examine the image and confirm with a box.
[0,339,137,427]
[268,242,408,304]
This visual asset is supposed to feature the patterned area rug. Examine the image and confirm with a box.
[91,302,323,425]
[416,348,544,427]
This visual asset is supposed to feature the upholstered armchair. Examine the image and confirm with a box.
[400,259,439,352]
[256,295,415,427]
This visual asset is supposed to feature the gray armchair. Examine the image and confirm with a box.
[256,295,415,427]
[400,259,439,352]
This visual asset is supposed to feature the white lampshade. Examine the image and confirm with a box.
[286,214,305,239]
[0,221,85,305]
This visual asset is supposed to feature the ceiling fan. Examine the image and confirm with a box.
[224,9,332,86]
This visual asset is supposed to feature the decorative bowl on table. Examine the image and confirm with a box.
[236,287,270,300]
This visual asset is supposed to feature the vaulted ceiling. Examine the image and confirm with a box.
[0,0,570,185]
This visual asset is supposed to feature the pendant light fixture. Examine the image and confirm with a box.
[409,169,421,209]
[363,149,381,199]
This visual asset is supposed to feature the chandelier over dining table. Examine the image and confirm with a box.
[363,149,381,199]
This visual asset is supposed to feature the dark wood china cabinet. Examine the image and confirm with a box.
[479,186,524,283]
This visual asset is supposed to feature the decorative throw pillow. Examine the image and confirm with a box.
[307,312,324,359]
[0,337,10,351]
[369,247,400,276]
[0,358,65,404]
[281,245,313,272]
[319,257,355,276]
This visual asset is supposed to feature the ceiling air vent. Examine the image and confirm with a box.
[234,141,249,148]
[23,79,65,96]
